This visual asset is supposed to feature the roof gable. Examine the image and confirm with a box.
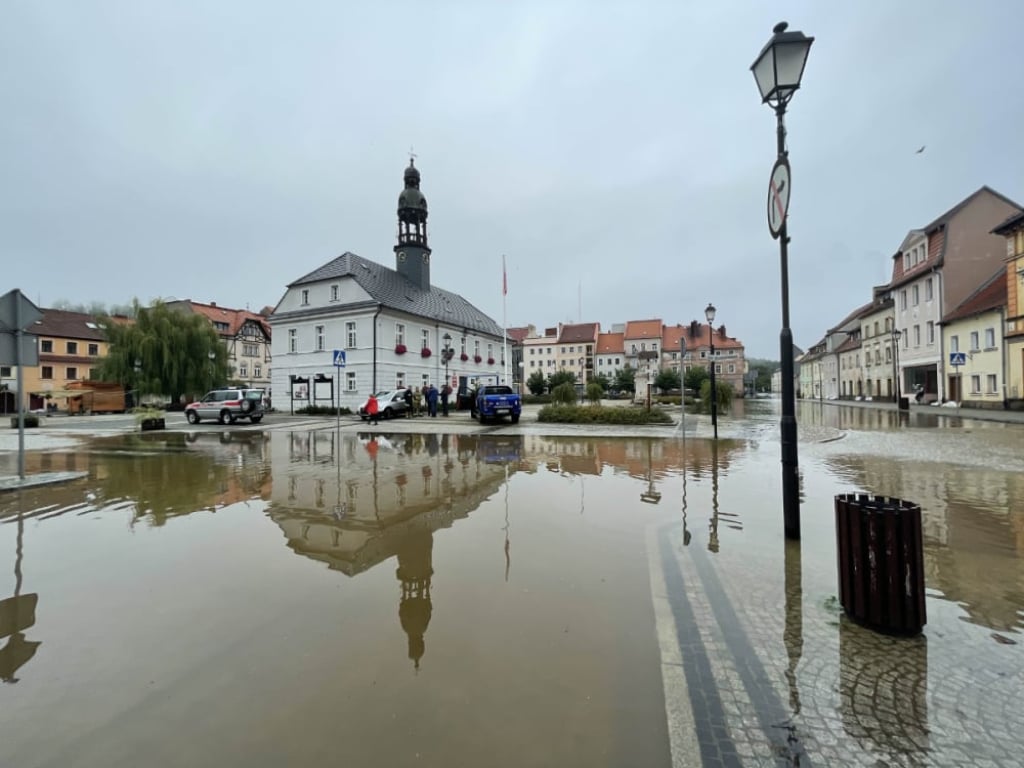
[557,323,599,344]
[942,269,1007,324]
[623,319,663,340]
[33,308,108,341]
[596,332,624,354]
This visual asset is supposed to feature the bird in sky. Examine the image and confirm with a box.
[915,146,926,154]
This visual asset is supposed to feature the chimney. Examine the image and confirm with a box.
[689,320,698,338]
[719,325,726,338]
[210,301,216,307]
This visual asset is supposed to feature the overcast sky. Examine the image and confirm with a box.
[3,2,1022,358]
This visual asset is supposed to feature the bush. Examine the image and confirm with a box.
[296,405,353,416]
[654,395,682,405]
[551,382,577,405]
[585,382,603,404]
[522,394,552,405]
[699,380,734,413]
[537,404,674,424]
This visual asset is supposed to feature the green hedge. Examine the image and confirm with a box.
[537,404,674,424]
[296,406,353,416]
[522,394,552,405]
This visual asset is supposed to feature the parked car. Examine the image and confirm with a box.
[471,385,522,424]
[358,389,410,420]
[185,388,265,425]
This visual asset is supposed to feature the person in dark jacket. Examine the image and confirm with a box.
[403,386,413,417]
[441,383,451,416]
[425,384,439,417]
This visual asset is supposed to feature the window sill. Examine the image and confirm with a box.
[984,347,997,352]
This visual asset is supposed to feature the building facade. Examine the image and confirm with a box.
[166,300,272,391]
[992,211,1024,408]
[268,160,506,411]
[941,271,1007,408]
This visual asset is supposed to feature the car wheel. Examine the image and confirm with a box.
[511,414,520,424]
[250,415,262,423]
[187,411,200,424]
[382,407,392,420]
[220,409,234,425]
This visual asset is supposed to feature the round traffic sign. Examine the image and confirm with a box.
[767,159,791,239]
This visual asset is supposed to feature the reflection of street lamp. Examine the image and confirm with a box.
[891,327,903,405]
[640,441,661,504]
[705,302,718,440]
[133,357,142,409]
[752,20,813,541]
[708,439,720,552]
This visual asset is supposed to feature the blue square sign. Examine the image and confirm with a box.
[333,349,346,367]
[949,352,966,367]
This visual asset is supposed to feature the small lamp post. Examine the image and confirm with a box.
[442,332,453,390]
[705,302,718,440]
[891,327,903,405]
[752,20,814,540]
[133,357,142,409]
[208,350,216,388]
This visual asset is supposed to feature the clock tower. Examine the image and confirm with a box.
[394,156,431,290]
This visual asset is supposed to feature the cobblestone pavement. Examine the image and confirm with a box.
[648,520,1024,767]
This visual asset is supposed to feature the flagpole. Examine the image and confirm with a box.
[502,254,509,386]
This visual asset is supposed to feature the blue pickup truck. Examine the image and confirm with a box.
[471,385,522,424]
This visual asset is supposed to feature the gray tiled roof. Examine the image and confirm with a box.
[287,252,505,338]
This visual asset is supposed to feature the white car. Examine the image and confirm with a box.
[185,388,265,425]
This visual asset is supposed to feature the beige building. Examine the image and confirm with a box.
[857,293,897,400]
[941,271,1007,407]
[992,211,1024,408]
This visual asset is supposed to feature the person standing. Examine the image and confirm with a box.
[413,387,423,417]
[426,384,439,417]
[366,393,379,425]
[403,386,413,417]
[441,382,451,416]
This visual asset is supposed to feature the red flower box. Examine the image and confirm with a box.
[421,348,432,358]
[487,357,495,365]
[460,353,469,361]
[394,344,407,355]
[473,355,482,364]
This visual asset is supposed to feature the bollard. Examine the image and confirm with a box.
[835,493,926,635]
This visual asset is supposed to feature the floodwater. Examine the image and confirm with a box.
[0,410,1021,767]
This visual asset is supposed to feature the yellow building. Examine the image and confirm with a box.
[18,309,115,411]
[941,271,1006,408]
[993,212,1024,408]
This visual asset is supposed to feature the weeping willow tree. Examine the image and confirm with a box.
[95,299,229,404]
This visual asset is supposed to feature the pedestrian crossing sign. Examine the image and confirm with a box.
[333,349,346,367]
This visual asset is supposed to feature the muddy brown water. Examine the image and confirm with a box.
[0,416,1020,767]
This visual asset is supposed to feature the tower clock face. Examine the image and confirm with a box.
[398,251,406,261]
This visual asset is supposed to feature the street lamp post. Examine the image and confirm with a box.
[442,333,453,391]
[208,350,216,389]
[679,336,687,432]
[891,327,903,405]
[133,357,142,409]
[752,20,814,540]
[705,303,718,440]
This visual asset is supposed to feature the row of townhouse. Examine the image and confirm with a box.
[1,301,273,413]
[510,317,747,394]
[796,186,1024,409]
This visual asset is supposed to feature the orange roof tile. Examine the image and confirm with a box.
[623,319,663,340]
[596,332,624,354]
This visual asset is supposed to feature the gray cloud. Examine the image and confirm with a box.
[2,1,1022,356]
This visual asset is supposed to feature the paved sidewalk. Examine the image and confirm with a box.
[813,396,1024,425]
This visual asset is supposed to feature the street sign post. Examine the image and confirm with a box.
[949,352,966,367]
[949,352,967,409]
[0,290,44,480]
[333,350,346,430]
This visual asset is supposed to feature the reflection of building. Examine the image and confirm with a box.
[268,432,522,669]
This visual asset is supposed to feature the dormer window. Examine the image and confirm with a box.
[330,284,339,302]
[301,289,310,306]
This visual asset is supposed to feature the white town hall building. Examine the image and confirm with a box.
[268,159,506,412]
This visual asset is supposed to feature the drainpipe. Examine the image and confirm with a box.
[372,304,383,393]
[934,268,945,402]
[1001,305,1008,408]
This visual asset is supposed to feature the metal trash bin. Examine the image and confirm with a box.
[835,493,926,635]
[898,396,910,411]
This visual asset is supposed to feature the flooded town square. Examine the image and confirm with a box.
[1,400,1022,767]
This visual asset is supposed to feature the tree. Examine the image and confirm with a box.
[654,368,681,392]
[684,366,709,393]
[585,382,603,404]
[613,364,636,394]
[591,373,611,391]
[551,382,577,405]
[95,299,228,404]
[526,369,547,396]
[52,298,136,317]
[747,357,778,392]
[547,370,576,392]
[700,379,734,413]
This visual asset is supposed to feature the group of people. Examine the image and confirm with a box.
[364,383,452,425]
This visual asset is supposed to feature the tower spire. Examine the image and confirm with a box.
[394,155,431,290]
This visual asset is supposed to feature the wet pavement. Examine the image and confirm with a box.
[0,400,1021,767]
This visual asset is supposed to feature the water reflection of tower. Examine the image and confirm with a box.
[396,529,434,670]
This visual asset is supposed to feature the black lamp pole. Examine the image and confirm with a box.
[892,327,902,404]
[443,332,452,392]
[752,21,814,540]
[705,303,718,440]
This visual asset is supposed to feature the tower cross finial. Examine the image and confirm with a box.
[409,145,417,165]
